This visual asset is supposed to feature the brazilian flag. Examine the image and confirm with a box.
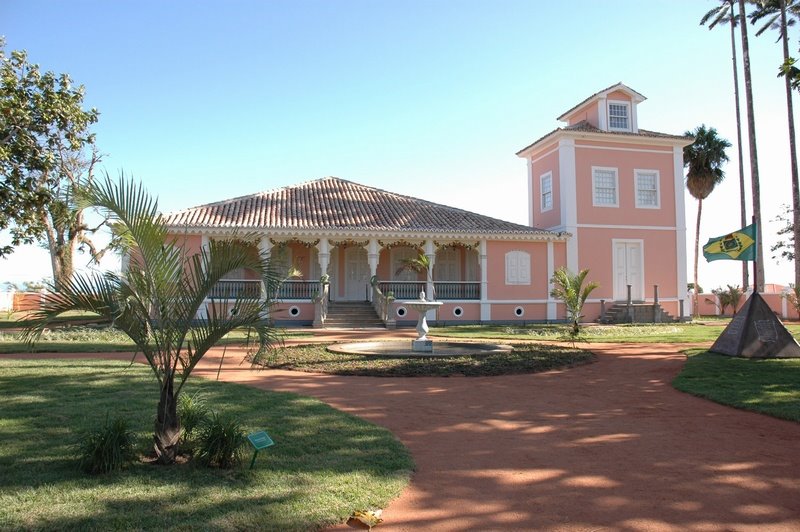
[703,223,757,262]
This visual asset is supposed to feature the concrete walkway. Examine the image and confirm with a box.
[13,330,800,530]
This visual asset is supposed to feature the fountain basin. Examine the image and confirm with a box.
[328,341,513,358]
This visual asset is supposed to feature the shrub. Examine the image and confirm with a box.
[195,412,248,469]
[77,416,136,474]
[178,391,209,443]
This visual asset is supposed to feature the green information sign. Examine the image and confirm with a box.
[247,430,274,469]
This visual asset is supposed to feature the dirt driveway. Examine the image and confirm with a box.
[15,336,800,531]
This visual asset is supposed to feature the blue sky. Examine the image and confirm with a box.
[1,0,796,291]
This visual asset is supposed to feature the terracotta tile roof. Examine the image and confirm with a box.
[556,82,646,121]
[163,176,554,236]
[515,121,693,156]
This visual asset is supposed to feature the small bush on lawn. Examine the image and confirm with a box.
[178,391,209,445]
[196,412,248,469]
[77,416,136,474]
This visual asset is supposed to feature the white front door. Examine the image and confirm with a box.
[613,241,643,301]
[344,247,369,301]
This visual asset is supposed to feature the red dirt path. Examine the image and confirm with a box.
[11,333,800,531]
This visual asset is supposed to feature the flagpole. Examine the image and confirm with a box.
[752,215,758,295]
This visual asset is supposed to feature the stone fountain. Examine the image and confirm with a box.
[400,291,443,352]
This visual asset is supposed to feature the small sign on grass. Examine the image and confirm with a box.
[247,430,274,469]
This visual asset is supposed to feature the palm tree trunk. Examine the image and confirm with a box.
[738,0,765,292]
[780,0,800,288]
[694,199,703,317]
[729,3,749,291]
[154,370,181,464]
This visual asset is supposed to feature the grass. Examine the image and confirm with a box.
[0,326,311,354]
[432,322,800,344]
[256,343,594,377]
[0,359,412,531]
[0,310,110,329]
[672,349,800,422]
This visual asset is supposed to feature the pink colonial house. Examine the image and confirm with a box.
[162,83,692,327]
[517,83,693,323]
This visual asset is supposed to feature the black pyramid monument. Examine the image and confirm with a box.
[710,292,800,358]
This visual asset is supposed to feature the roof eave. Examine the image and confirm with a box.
[516,129,693,159]
[163,225,570,242]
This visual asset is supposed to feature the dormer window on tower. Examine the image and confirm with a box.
[608,101,630,131]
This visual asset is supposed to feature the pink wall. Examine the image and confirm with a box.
[491,303,548,321]
[576,227,679,300]
[564,102,599,127]
[574,142,676,226]
[485,241,551,300]
[530,145,561,229]
[605,90,632,103]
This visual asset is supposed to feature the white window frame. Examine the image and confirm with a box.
[634,169,660,209]
[592,166,619,208]
[505,250,531,286]
[540,172,553,212]
[607,100,631,132]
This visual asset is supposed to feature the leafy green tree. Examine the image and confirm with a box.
[549,267,599,339]
[684,125,731,317]
[782,283,800,316]
[701,0,750,290]
[750,0,800,289]
[24,176,281,464]
[771,203,795,261]
[0,41,106,290]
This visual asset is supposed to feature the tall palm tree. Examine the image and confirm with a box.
[23,176,281,464]
[738,0,765,291]
[684,125,732,316]
[750,0,800,289]
[701,0,750,291]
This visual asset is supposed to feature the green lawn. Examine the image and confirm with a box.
[431,322,800,343]
[0,310,110,329]
[673,349,800,422]
[0,359,412,531]
[257,343,593,377]
[0,326,311,354]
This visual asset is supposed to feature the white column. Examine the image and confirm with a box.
[546,240,556,320]
[479,239,490,321]
[258,236,273,311]
[559,138,579,273]
[365,239,381,303]
[366,238,380,278]
[316,237,330,277]
[598,97,608,130]
[424,240,436,305]
[673,145,688,320]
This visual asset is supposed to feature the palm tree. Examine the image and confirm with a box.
[684,125,732,317]
[549,267,599,339]
[701,0,750,291]
[23,176,281,464]
[738,0,765,291]
[396,251,435,300]
[750,0,800,289]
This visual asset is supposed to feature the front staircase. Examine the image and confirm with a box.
[597,302,677,324]
[324,301,385,328]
